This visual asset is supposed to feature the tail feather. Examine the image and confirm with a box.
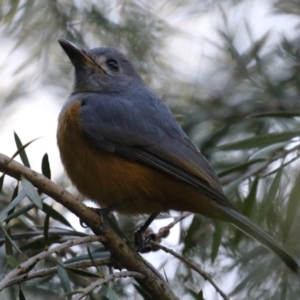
[220,206,299,273]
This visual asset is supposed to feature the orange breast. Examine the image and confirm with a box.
[57,100,225,219]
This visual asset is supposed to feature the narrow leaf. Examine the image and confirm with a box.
[14,132,31,168]
[6,182,19,222]
[57,258,72,298]
[64,250,110,264]
[5,228,13,256]
[197,290,205,300]
[0,173,4,192]
[42,203,73,228]
[21,176,43,209]
[219,130,300,150]
[6,255,20,268]
[211,221,223,262]
[9,136,40,164]
[258,167,283,222]
[65,266,99,278]
[250,111,300,118]
[1,224,22,253]
[249,142,288,161]
[19,286,26,300]
[41,153,51,179]
[283,169,300,240]
[44,205,51,249]
[4,203,36,222]
[0,190,26,222]
[218,159,265,178]
[234,178,258,245]
[183,215,204,255]
[87,246,100,272]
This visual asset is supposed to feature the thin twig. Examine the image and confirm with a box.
[0,153,178,300]
[2,258,112,289]
[0,235,103,291]
[156,212,192,240]
[151,242,229,300]
[0,229,88,242]
[73,271,145,300]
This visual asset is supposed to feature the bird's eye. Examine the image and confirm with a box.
[106,59,119,71]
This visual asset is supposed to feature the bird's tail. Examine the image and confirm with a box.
[220,206,299,273]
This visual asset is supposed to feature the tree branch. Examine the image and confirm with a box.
[2,256,111,289]
[151,242,229,300]
[73,271,145,300]
[0,235,103,291]
[0,153,178,300]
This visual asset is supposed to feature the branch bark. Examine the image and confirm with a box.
[151,242,229,300]
[0,153,178,300]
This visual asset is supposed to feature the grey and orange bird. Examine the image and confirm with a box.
[57,39,299,273]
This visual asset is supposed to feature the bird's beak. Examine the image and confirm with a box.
[58,39,90,65]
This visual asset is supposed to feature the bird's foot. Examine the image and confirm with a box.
[134,227,160,253]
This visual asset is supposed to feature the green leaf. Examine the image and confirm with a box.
[42,203,73,228]
[219,130,300,150]
[44,205,51,249]
[6,182,20,222]
[5,227,13,256]
[250,111,300,118]
[19,286,26,300]
[0,173,4,192]
[41,153,51,179]
[163,268,169,283]
[211,221,223,262]
[241,179,258,218]
[65,266,99,278]
[1,224,21,253]
[279,270,288,300]
[197,290,205,300]
[283,169,300,241]
[258,167,283,222]
[14,132,31,168]
[57,257,72,298]
[183,215,204,255]
[234,178,258,245]
[21,176,43,209]
[249,142,288,161]
[9,136,40,164]
[64,249,110,264]
[87,246,100,272]
[20,236,61,252]
[241,30,269,65]
[223,177,245,198]
[185,287,205,300]
[230,258,274,296]
[0,190,26,222]
[218,159,265,178]
[4,203,35,223]
[6,255,20,268]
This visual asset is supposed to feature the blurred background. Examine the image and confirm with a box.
[1,0,300,299]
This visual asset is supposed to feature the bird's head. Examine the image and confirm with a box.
[58,39,143,93]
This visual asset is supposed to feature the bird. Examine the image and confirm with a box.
[57,38,299,273]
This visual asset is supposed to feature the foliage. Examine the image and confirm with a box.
[1,0,300,299]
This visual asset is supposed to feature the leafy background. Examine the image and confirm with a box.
[1,0,300,299]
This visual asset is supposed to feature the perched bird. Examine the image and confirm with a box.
[57,39,299,273]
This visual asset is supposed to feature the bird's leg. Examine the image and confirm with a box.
[80,198,135,228]
[134,212,159,252]
[93,196,138,216]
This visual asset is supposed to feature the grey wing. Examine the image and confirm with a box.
[79,92,230,206]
